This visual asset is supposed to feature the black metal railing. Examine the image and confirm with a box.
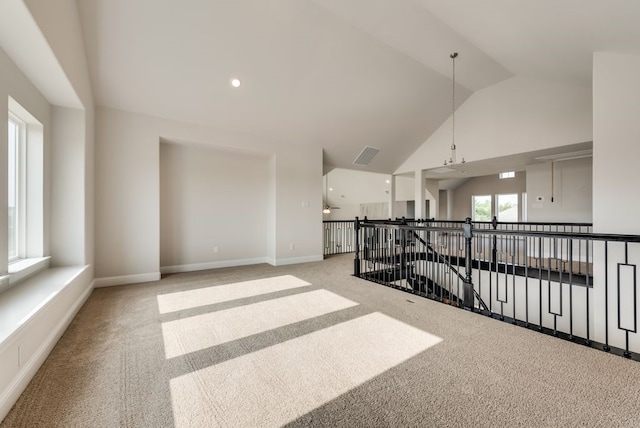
[420,217,593,234]
[405,217,594,278]
[324,218,418,256]
[353,217,640,360]
[323,220,355,256]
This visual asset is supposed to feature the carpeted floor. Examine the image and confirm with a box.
[2,254,640,427]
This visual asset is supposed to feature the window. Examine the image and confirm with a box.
[7,115,22,262]
[497,193,519,222]
[7,97,44,265]
[472,195,492,221]
[499,171,515,179]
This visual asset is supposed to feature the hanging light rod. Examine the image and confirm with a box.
[444,52,465,167]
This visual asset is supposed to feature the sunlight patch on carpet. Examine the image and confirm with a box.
[161,289,358,358]
[170,312,442,427]
[156,275,310,314]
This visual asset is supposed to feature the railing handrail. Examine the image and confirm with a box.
[418,218,593,227]
[324,218,416,223]
[324,217,593,227]
[359,220,637,243]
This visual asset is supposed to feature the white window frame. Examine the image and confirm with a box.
[7,97,45,270]
[496,193,519,222]
[8,112,27,263]
[472,195,492,221]
[499,171,515,179]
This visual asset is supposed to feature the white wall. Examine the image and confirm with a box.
[0,2,95,421]
[0,48,51,274]
[395,175,414,201]
[425,179,439,220]
[273,146,323,264]
[160,142,269,271]
[396,77,593,175]
[593,52,640,234]
[23,0,96,268]
[592,52,640,351]
[323,168,391,220]
[438,190,447,219]
[94,108,161,282]
[0,26,92,428]
[526,157,592,223]
[96,107,322,284]
[322,169,415,220]
[50,107,86,266]
[266,156,276,262]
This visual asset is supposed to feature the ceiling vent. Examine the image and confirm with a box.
[353,146,380,166]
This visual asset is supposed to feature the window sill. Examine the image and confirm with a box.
[0,257,51,294]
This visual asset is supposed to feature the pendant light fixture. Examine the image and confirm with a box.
[444,52,465,167]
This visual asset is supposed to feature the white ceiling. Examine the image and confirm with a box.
[0,0,82,109]
[76,0,640,174]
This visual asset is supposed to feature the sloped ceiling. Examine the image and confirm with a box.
[76,0,640,174]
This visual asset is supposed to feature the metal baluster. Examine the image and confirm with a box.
[525,235,529,327]
[463,218,474,309]
[538,236,543,331]
[604,241,610,352]
[511,235,516,324]
[585,238,591,345]
[569,239,574,339]
[354,218,360,276]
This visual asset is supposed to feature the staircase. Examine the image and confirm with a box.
[353,217,640,361]
[358,221,487,310]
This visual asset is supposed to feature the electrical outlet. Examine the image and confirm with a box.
[213,246,219,254]
[290,243,295,251]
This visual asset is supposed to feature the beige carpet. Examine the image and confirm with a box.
[3,254,640,427]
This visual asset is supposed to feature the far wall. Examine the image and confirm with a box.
[323,169,414,220]
[452,172,526,221]
[438,190,448,219]
[160,142,269,270]
[526,157,592,222]
[96,107,323,282]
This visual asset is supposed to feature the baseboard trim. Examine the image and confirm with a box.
[0,269,93,422]
[271,255,324,266]
[160,258,268,274]
[93,272,161,288]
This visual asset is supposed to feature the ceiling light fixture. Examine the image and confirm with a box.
[444,52,465,167]
[231,78,241,88]
[323,175,340,214]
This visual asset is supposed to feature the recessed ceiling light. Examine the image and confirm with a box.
[329,187,333,191]
[231,78,241,88]
[385,179,390,184]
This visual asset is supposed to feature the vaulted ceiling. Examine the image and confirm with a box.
[76,0,640,173]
